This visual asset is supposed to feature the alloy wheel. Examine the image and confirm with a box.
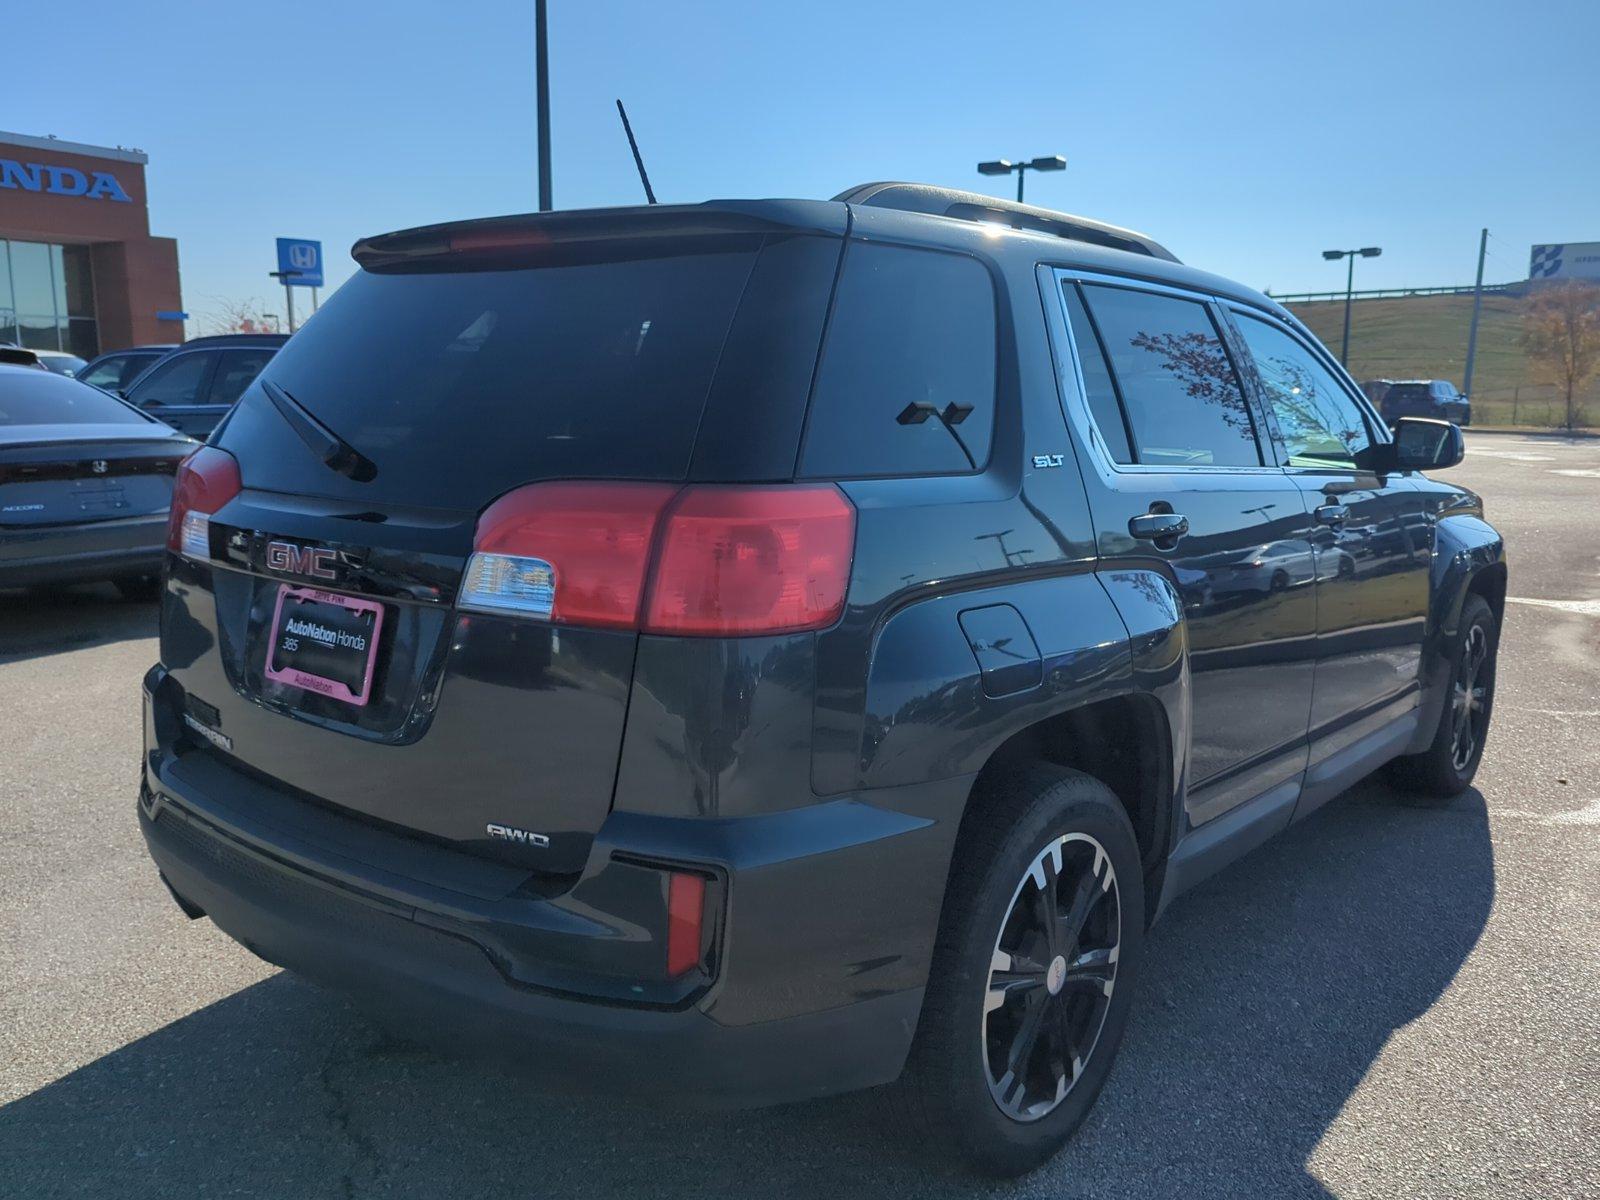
[1450,624,1491,772]
[982,833,1121,1123]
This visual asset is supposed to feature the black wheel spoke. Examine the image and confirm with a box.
[1057,854,1103,954]
[1053,999,1085,1084]
[1061,946,1117,996]
[1030,848,1064,960]
[986,949,1047,1013]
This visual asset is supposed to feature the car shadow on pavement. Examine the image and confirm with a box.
[0,777,1492,1200]
[0,584,158,665]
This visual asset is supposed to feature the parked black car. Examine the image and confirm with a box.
[121,333,287,437]
[0,364,195,596]
[77,344,178,396]
[138,186,1504,1175]
[1380,378,1472,426]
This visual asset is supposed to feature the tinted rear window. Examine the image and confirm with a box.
[800,242,996,478]
[0,368,153,426]
[226,243,761,508]
[1385,384,1432,401]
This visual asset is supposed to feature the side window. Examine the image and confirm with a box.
[1232,315,1372,470]
[1077,284,1261,468]
[801,242,995,478]
[1060,283,1134,463]
[207,349,275,407]
[129,352,214,408]
[78,357,128,391]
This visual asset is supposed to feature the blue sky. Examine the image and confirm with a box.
[9,0,1598,330]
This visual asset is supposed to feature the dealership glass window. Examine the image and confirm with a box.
[8,240,54,319]
[0,241,11,323]
[65,320,99,358]
[0,239,97,353]
[61,245,95,317]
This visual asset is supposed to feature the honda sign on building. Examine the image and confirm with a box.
[1529,242,1600,282]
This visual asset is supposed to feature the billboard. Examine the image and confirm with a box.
[1529,242,1600,282]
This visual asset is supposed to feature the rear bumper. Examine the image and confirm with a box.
[0,513,165,587]
[139,668,967,1106]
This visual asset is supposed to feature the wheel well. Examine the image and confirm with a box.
[972,694,1173,880]
[1467,561,1507,626]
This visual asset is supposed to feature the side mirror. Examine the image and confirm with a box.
[1390,416,1464,472]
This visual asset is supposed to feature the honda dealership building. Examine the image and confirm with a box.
[0,130,184,356]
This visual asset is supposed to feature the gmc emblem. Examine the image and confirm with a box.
[266,540,338,580]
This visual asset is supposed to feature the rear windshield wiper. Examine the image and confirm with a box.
[259,379,377,483]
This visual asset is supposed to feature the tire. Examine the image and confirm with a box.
[114,574,162,602]
[1269,570,1290,593]
[891,764,1144,1176]
[1387,593,1498,797]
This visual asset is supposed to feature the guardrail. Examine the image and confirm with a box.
[1268,283,1518,303]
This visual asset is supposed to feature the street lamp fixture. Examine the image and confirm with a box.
[976,154,1066,203]
[1322,245,1383,365]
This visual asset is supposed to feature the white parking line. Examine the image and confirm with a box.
[1550,468,1600,478]
[1507,596,1600,616]
[1465,448,1556,461]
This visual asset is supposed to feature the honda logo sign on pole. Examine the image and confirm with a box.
[275,239,324,287]
[271,238,324,334]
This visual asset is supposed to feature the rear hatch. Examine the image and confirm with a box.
[1,369,190,527]
[1382,383,1437,417]
[1,427,185,526]
[163,204,845,874]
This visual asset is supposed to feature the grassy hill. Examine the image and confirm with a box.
[1284,291,1595,427]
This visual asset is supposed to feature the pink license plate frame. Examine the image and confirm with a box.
[264,584,385,707]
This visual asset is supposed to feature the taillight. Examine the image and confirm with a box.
[666,871,707,978]
[461,482,856,637]
[643,485,855,635]
[166,446,242,558]
[460,482,678,628]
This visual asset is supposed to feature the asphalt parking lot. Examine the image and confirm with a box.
[2,431,1597,1199]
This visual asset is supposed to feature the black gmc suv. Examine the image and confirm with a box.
[138,184,1505,1176]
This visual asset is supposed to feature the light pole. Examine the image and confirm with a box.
[977,155,1065,204]
[535,0,552,210]
[1322,246,1381,366]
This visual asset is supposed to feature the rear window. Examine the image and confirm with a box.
[1385,384,1432,402]
[800,242,996,478]
[228,242,761,509]
[0,368,154,426]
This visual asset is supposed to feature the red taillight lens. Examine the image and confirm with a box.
[462,482,678,629]
[643,485,855,636]
[666,871,707,978]
[462,482,856,636]
[166,446,242,556]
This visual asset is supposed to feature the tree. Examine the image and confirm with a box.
[1523,282,1600,431]
[200,296,282,337]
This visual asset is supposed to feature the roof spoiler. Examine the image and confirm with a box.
[833,182,1179,263]
[353,200,848,270]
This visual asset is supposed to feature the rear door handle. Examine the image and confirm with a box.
[1316,503,1351,527]
[1128,512,1189,546]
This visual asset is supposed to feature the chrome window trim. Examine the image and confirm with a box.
[1037,265,1284,484]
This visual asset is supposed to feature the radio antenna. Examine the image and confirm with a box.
[616,99,657,205]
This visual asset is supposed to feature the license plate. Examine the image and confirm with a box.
[264,584,385,706]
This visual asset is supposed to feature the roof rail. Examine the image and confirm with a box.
[832,182,1179,263]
